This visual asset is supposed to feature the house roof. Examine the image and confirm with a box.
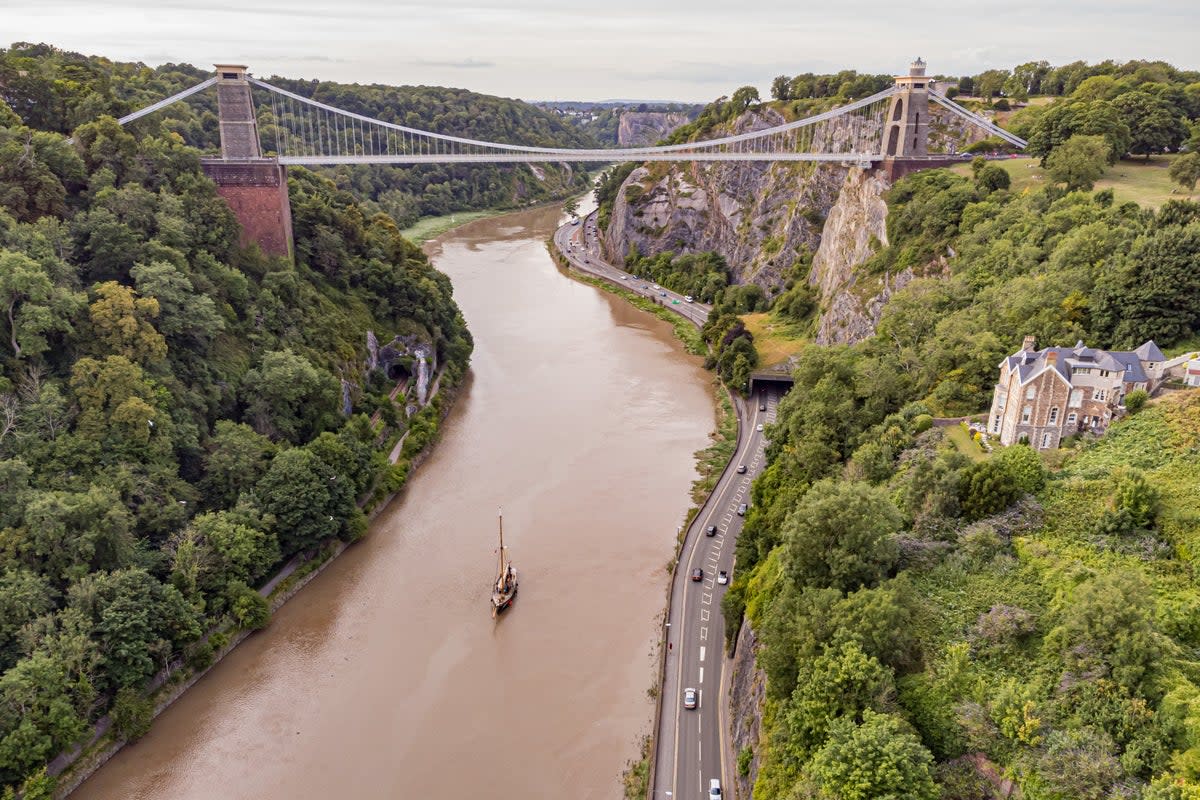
[1003,339,1160,387]
[1134,340,1165,361]
[1109,351,1149,384]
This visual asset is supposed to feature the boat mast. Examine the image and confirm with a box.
[497,508,505,579]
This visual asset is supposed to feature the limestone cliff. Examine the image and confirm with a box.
[808,167,906,345]
[617,111,691,147]
[603,107,849,290]
[729,623,766,799]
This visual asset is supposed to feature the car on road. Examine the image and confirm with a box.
[684,687,698,709]
[710,778,722,799]
[659,291,667,297]
[718,570,729,585]
[706,524,717,536]
[684,295,694,303]
[736,464,747,474]
[737,503,747,516]
[756,423,764,432]
[760,402,766,411]
[691,568,704,581]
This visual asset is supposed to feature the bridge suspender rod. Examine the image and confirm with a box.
[250,76,895,160]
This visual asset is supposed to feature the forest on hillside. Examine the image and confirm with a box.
[0,45,473,795]
[0,42,596,229]
[712,59,1200,800]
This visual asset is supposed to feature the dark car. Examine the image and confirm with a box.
[736,465,747,474]
[759,403,766,411]
[691,568,703,582]
[706,524,717,536]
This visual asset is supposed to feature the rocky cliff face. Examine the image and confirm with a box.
[807,167,905,345]
[729,622,766,799]
[617,111,692,147]
[603,108,848,290]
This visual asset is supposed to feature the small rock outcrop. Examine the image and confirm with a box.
[366,330,437,414]
[617,111,691,147]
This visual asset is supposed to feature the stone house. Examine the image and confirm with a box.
[988,336,1165,450]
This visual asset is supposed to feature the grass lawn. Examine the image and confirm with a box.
[400,209,508,244]
[945,424,990,462]
[950,155,1200,209]
[742,312,808,368]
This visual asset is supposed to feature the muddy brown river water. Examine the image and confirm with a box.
[71,203,714,799]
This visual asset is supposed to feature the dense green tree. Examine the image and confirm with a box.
[780,480,901,594]
[85,281,167,365]
[1045,134,1110,190]
[254,448,341,555]
[993,443,1046,493]
[771,75,793,102]
[1113,91,1190,157]
[957,459,1023,521]
[198,421,277,509]
[1094,219,1200,347]
[1045,571,1160,693]
[0,570,54,671]
[1169,152,1200,190]
[806,710,939,800]
[0,250,82,360]
[241,349,340,443]
[776,642,895,762]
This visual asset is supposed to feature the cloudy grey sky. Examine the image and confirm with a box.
[3,0,1198,102]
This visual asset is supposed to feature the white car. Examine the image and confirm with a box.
[756,423,764,432]
[710,779,722,799]
[684,295,694,303]
[717,570,729,585]
[684,687,698,709]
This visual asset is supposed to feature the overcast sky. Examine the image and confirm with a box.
[3,0,1198,102]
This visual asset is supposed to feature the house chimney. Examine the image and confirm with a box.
[1022,335,1037,352]
[1047,351,1057,365]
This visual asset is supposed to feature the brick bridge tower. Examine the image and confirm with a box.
[200,65,293,258]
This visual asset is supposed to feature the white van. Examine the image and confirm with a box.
[709,778,722,799]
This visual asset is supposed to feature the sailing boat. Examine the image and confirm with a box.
[491,509,518,617]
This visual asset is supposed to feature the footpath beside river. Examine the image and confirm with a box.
[70,202,715,799]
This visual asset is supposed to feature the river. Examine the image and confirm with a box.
[71,202,714,799]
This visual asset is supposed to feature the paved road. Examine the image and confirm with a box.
[552,212,710,327]
[552,212,779,800]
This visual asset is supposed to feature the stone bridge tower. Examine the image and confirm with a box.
[200,65,293,259]
[883,58,930,158]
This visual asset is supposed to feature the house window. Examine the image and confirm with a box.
[1041,433,1052,449]
[1021,405,1031,423]
[1067,412,1077,424]
[1069,389,1083,407]
[1025,386,1036,400]
[992,415,1001,433]
[996,392,1007,410]
[1100,369,1109,377]
[1093,388,1107,401]
[1048,407,1059,424]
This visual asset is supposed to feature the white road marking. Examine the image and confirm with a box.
[699,666,705,684]
[700,627,708,641]
[700,646,706,662]
[701,609,710,622]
